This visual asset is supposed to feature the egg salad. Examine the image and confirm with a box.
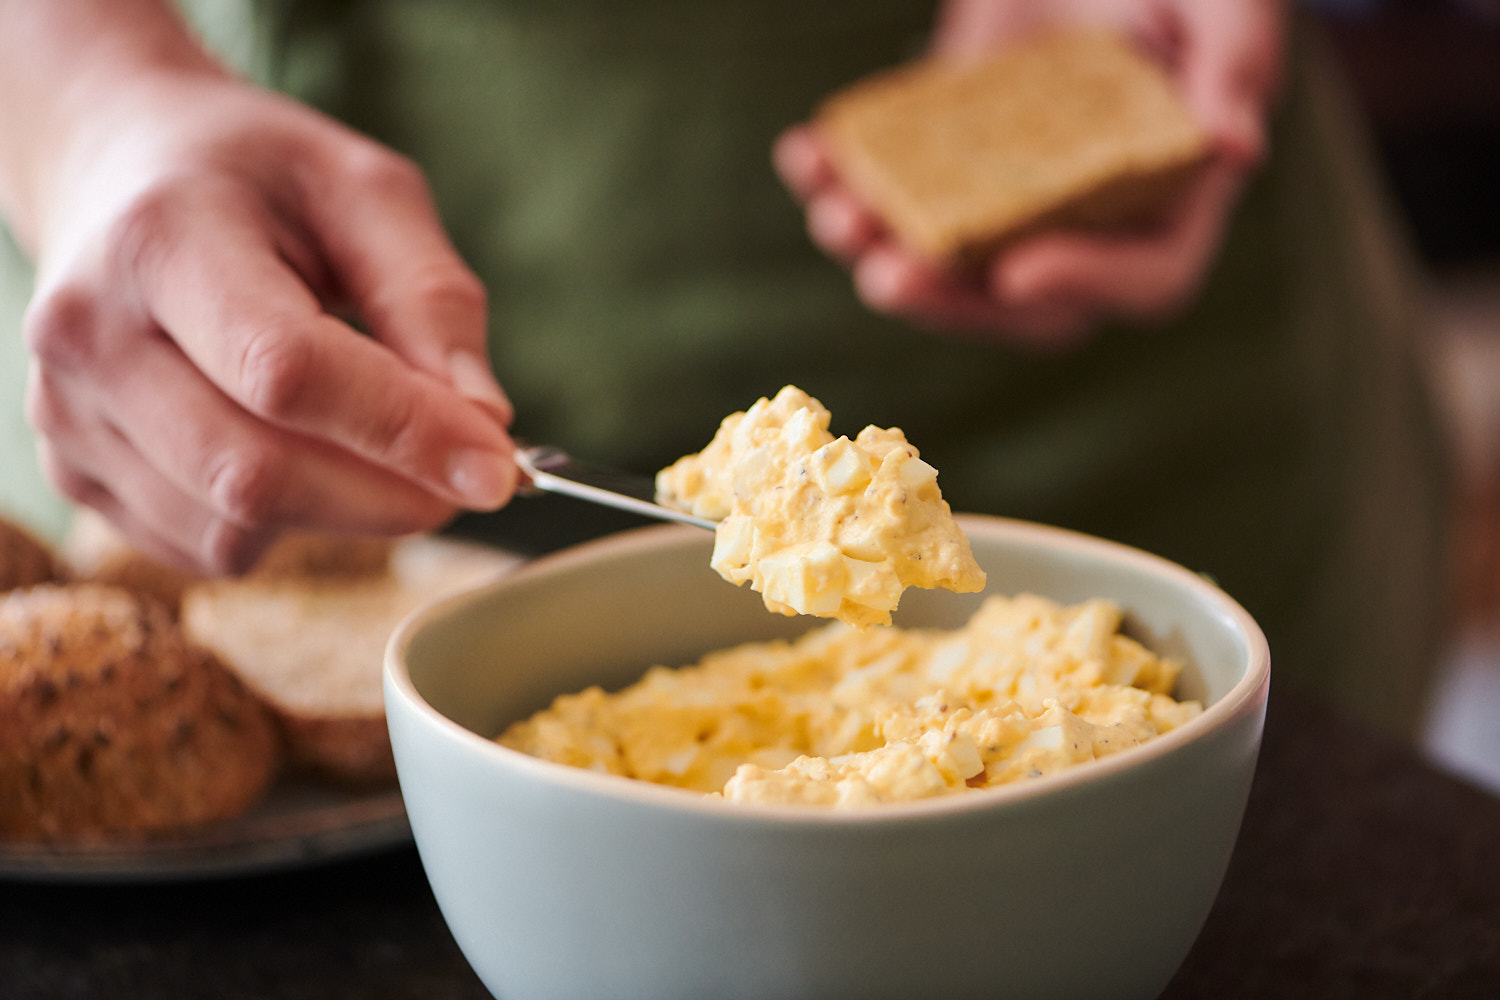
[655,386,985,628]
[497,593,1202,808]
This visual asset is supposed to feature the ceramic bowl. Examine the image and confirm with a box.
[386,515,1269,1000]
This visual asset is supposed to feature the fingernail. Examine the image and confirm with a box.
[446,448,509,509]
[449,352,513,425]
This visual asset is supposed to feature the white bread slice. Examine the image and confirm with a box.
[181,537,519,785]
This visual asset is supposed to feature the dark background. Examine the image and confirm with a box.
[1314,0,1500,268]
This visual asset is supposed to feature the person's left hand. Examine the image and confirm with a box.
[775,0,1286,351]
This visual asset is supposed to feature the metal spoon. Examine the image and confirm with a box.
[513,444,717,531]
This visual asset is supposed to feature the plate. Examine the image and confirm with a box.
[0,534,528,884]
[0,778,410,883]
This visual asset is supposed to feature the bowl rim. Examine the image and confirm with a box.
[386,514,1271,825]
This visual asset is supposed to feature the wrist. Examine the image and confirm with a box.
[0,0,228,251]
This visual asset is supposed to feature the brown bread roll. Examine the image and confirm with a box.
[0,584,279,841]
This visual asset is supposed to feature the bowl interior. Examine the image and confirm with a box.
[400,516,1259,747]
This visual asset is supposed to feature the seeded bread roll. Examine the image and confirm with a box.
[816,31,1209,264]
[0,584,279,841]
[0,516,58,594]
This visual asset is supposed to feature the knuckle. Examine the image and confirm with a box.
[36,448,102,508]
[23,285,101,370]
[358,387,428,469]
[205,443,286,527]
[107,180,188,280]
[23,373,72,439]
[340,142,427,199]
[413,264,487,318]
[235,326,315,421]
[364,262,487,343]
[53,474,99,508]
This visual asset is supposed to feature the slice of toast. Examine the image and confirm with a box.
[181,578,410,785]
[816,31,1209,264]
[181,537,519,785]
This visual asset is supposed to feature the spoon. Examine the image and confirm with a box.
[513,444,718,531]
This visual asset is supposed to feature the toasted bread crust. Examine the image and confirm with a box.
[277,714,397,785]
[0,585,279,841]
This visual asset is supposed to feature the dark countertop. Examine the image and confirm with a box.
[3,687,1498,1000]
[1163,688,1499,999]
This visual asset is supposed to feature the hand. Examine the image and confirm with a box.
[775,0,1286,350]
[4,12,517,572]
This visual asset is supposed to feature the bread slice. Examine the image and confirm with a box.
[0,584,279,841]
[63,508,397,617]
[181,537,519,785]
[816,31,1209,264]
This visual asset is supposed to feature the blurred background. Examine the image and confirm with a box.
[1309,0,1500,789]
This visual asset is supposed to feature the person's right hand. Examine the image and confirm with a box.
[10,49,517,573]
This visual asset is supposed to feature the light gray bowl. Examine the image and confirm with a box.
[386,515,1269,1000]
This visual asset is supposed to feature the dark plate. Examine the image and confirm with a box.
[0,777,410,883]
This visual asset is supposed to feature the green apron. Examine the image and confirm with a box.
[0,0,1453,738]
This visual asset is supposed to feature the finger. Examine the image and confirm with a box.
[929,2,1041,58]
[806,187,885,262]
[1177,4,1284,166]
[853,244,1093,349]
[37,453,221,573]
[124,182,517,511]
[34,361,454,573]
[988,160,1245,323]
[853,245,972,315]
[27,313,460,537]
[106,336,458,535]
[29,390,273,574]
[293,141,513,425]
[772,125,837,202]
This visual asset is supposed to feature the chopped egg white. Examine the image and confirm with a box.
[656,386,986,627]
[497,593,1202,808]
